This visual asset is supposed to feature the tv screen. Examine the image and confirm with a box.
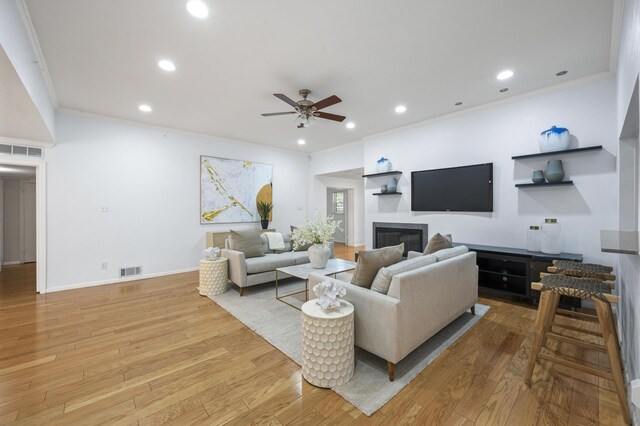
[411,163,493,212]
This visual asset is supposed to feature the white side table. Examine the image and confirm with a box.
[198,258,228,296]
[301,299,354,388]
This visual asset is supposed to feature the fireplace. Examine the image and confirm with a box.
[372,222,429,257]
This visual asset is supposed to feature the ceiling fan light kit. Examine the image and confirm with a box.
[262,89,346,128]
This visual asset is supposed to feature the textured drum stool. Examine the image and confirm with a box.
[198,258,228,296]
[301,299,354,388]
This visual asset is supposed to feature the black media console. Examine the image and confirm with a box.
[458,243,583,308]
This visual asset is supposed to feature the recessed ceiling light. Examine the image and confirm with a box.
[186,0,209,18]
[345,122,356,129]
[394,105,407,113]
[499,88,509,93]
[138,104,152,112]
[497,70,514,80]
[454,102,463,106]
[158,60,176,72]
[297,139,306,145]
[556,70,568,76]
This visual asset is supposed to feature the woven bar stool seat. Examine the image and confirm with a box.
[525,267,630,424]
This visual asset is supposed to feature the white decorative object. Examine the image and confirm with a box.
[376,157,392,173]
[526,226,541,252]
[308,244,331,269]
[301,300,354,388]
[198,258,228,296]
[313,280,346,310]
[540,219,562,254]
[539,126,571,153]
[203,247,220,260]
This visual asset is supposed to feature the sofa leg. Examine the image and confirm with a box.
[470,305,476,315]
[239,287,244,296]
[387,362,395,382]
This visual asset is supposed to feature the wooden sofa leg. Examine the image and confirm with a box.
[239,287,244,296]
[470,305,476,315]
[387,362,395,382]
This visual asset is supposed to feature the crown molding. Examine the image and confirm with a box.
[15,0,59,108]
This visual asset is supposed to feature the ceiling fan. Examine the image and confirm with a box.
[261,89,346,128]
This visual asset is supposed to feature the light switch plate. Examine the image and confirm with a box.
[631,379,640,409]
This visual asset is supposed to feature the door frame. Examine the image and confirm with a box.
[20,180,37,264]
[0,157,46,293]
[0,178,3,272]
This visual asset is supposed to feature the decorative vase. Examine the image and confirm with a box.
[539,126,571,153]
[387,177,397,193]
[381,184,388,193]
[526,226,541,252]
[308,244,330,269]
[376,157,391,173]
[540,219,561,254]
[260,219,269,229]
[532,170,545,184]
[544,160,565,183]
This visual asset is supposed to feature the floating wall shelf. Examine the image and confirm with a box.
[362,171,403,178]
[515,181,574,188]
[373,192,402,196]
[511,145,602,160]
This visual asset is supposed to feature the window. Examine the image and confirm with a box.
[333,191,344,214]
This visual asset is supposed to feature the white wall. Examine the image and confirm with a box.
[46,112,310,290]
[2,179,21,263]
[615,0,640,421]
[362,76,618,267]
[0,0,55,139]
[313,176,365,246]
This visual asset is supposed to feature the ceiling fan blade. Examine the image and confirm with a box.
[261,111,297,117]
[312,95,342,110]
[315,111,346,122]
[273,93,298,108]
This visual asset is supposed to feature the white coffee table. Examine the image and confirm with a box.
[301,299,354,388]
[275,259,356,309]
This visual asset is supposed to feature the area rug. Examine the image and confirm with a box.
[210,278,489,416]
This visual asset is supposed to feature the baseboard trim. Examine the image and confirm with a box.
[46,267,199,293]
[2,261,21,266]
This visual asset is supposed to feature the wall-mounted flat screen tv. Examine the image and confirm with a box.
[411,163,493,212]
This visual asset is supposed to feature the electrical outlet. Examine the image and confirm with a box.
[631,379,640,409]
[100,206,110,213]
[100,261,108,270]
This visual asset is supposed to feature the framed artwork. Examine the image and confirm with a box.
[200,155,273,224]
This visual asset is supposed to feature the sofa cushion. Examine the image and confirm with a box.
[245,254,295,274]
[371,254,437,294]
[423,233,453,255]
[350,243,404,288]
[434,245,468,261]
[288,251,310,265]
[290,225,313,251]
[259,233,293,253]
[229,230,265,259]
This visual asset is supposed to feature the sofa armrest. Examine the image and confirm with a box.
[308,273,400,363]
[221,248,247,287]
[407,251,422,259]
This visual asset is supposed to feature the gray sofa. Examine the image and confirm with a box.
[308,245,478,381]
[221,233,334,295]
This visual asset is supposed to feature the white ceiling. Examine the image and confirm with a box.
[0,46,54,143]
[24,0,616,152]
[319,168,365,180]
[0,164,36,179]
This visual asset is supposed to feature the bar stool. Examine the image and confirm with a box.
[524,268,631,424]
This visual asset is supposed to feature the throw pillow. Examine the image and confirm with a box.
[350,243,404,288]
[433,245,468,261]
[290,225,313,251]
[423,233,453,255]
[371,254,437,294]
[229,230,265,259]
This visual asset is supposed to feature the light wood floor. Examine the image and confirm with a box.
[0,247,626,425]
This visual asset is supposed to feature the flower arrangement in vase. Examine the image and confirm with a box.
[291,214,342,268]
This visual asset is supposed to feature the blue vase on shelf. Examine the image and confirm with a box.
[387,177,397,193]
[376,157,391,173]
[544,160,565,183]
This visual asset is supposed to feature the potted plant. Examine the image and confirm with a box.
[291,214,341,268]
[257,201,273,229]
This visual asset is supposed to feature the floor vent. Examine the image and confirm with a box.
[119,266,142,278]
[0,144,43,158]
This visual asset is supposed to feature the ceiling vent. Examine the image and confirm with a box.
[0,144,43,158]
[119,266,142,278]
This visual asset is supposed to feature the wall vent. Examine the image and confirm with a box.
[0,144,44,158]
[119,266,142,278]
